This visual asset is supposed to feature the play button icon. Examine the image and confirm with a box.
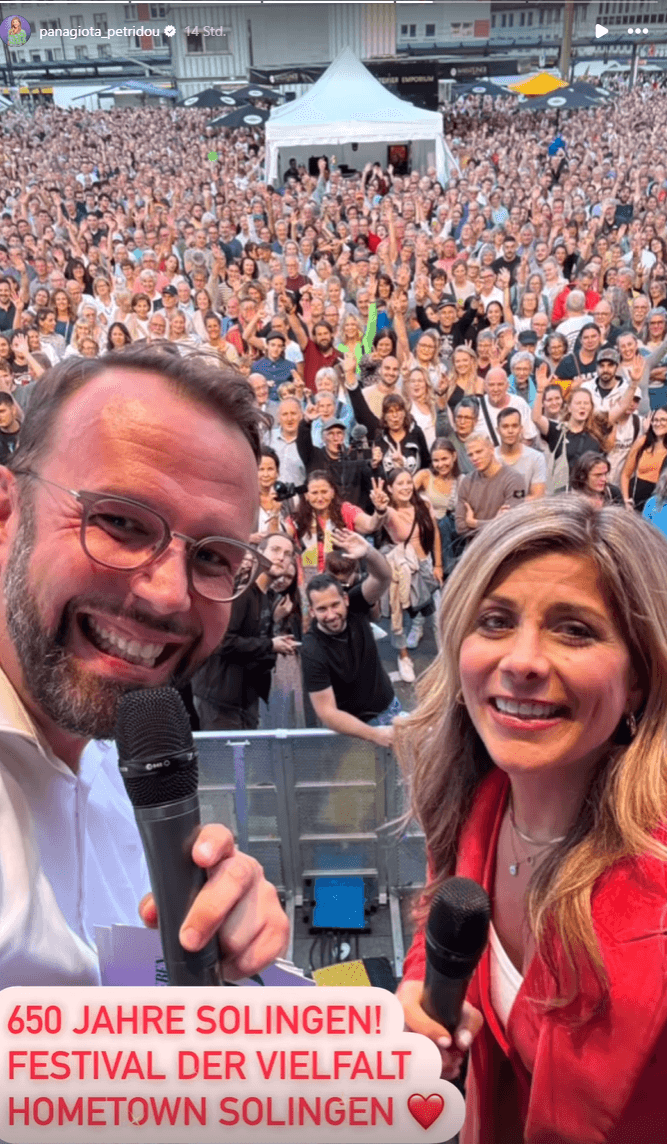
[595,23,609,37]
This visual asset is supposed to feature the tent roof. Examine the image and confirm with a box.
[265,46,442,144]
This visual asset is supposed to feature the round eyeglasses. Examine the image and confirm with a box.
[13,470,271,603]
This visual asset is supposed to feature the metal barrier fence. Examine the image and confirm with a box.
[195,729,427,977]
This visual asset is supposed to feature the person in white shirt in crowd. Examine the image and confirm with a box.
[268,397,307,488]
[475,367,538,449]
[556,290,590,350]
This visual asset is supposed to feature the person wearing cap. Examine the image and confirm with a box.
[513,328,548,371]
[297,403,373,510]
[416,296,474,367]
[580,347,629,414]
[253,330,296,401]
[155,283,180,323]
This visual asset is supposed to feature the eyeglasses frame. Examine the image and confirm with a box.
[11,469,272,602]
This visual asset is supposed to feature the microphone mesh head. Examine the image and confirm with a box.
[115,687,198,808]
[426,877,491,961]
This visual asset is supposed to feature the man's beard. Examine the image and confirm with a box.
[4,501,196,740]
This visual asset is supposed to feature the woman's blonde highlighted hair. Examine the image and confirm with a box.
[394,497,667,1019]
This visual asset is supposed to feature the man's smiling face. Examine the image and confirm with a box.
[0,369,258,743]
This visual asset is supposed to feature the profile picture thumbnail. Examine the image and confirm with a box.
[0,15,30,47]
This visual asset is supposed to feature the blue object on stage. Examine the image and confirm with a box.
[312,876,366,929]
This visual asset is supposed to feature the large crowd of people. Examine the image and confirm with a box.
[3,74,667,1144]
[1,81,667,701]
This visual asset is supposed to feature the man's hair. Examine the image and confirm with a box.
[0,392,15,408]
[497,405,522,426]
[566,290,586,314]
[257,531,295,555]
[6,348,267,473]
[465,433,492,450]
[306,572,347,602]
[325,552,359,581]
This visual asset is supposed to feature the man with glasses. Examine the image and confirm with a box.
[591,300,618,350]
[474,267,503,309]
[0,347,289,987]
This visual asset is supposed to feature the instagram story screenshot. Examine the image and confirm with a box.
[0,1,665,1141]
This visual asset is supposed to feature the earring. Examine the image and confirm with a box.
[626,711,638,738]
[455,689,466,706]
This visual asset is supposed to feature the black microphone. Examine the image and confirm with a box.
[115,686,221,987]
[421,876,491,1034]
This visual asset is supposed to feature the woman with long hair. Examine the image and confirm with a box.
[336,311,373,375]
[403,329,447,391]
[63,322,99,360]
[508,290,539,334]
[66,257,93,295]
[533,386,608,487]
[347,386,431,478]
[359,327,397,386]
[402,366,438,448]
[105,321,133,352]
[369,467,442,682]
[92,276,115,329]
[395,498,667,1143]
[647,275,667,311]
[285,471,372,606]
[200,311,240,368]
[541,258,567,316]
[621,405,667,511]
[251,446,285,543]
[414,437,460,573]
[484,300,504,336]
[161,252,185,287]
[168,310,200,353]
[570,451,625,508]
[51,289,76,345]
[0,334,13,368]
[526,271,547,312]
[448,345,481,399]
[192,288,214,341]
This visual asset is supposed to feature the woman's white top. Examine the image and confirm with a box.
[410,402,436,448]
[488,920,524,1031]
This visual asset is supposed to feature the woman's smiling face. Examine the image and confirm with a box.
[459,554,639,781]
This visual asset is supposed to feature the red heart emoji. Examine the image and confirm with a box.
[407,1093,445,1130]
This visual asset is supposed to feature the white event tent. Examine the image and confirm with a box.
[264,47,456,187]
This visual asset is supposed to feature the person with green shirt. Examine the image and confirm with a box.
[337,286,377,374]
[7,16,26,45]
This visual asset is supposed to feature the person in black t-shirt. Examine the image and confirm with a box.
[0,393,20,462]
[555,323,601,388]
[491,235,521,286]
[301,530,397,748]
[533,387,605,482]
